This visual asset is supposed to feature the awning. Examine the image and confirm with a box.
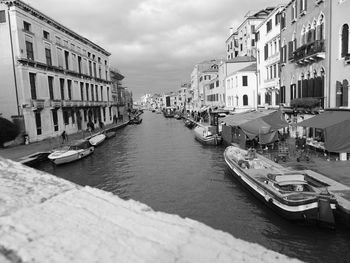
[221,110,288,143]
[298,111,350,153]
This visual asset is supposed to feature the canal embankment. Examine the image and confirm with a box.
[0,120,129,163]
[0,157,302,263]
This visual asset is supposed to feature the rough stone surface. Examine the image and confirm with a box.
[0,158,302,263]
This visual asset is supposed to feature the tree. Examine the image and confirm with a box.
[0,117,20,147]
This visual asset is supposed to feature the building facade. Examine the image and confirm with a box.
[225,64,258,112]
[0,0,113,142]
[227,8,275,59]
[280,0,328,110]
[256,5,284,108]
[330,0,350,108]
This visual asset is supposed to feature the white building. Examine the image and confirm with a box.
[256,5,284,108]
[0,0,112,142]
[227,8,275,59]
[225,64,257,112]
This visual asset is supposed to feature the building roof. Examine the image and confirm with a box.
[2,0,111,56]
[226,56,256,63]
[238,63,257,72]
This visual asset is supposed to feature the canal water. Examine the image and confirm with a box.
[36,111,350,263]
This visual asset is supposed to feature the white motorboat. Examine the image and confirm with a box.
[48,140,94,165]
[194,125,222,145]
[89,133,106,146]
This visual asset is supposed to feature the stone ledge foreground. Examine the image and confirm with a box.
[0,158,301,263]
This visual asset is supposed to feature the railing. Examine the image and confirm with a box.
[50,100,62,108]
[293,40,325,63]
[31,99,45,109]
[62,100,72,107]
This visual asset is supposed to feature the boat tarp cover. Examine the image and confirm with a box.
[222,110,288,143]
[298,111,350,153]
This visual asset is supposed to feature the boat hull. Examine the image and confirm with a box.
[194,134,222,146]
[49,147,94,165]
[224,147,336,226]
[89,134,106,146]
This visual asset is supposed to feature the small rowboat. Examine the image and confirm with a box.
[89,133,106,146]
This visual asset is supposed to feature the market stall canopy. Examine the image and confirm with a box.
[298,111,350,153]
[221,110,288,144]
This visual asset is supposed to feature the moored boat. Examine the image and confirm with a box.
[105,131,116,139]
[89,133,106,146]
[48,140,94,165]
[224,145,337,227]
[194,125,222,145]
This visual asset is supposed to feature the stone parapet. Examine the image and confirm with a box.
[0,158,301,263]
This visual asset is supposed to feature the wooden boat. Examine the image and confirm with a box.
[224,145,337,227]
[184,119,196,129]
[48,140,94,165]
[89,133,106,146]
[105,131,116,139]
[129,117,142,124]
[194,125,222,145]
[163,108,175,118]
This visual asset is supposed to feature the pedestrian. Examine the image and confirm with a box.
[61,131,68,144]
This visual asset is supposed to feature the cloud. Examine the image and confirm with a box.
[25,0,285,99]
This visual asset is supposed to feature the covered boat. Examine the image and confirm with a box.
[89,133,106,146]
[224,145,337,227]
[194,125,222,146]
[48,140,94,165]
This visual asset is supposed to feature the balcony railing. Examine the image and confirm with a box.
[293,40,325,65]
[50,100,62,108]
[31,99,45,109]
[62,100,72,107]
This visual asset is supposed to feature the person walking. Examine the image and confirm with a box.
[61,131,68,144]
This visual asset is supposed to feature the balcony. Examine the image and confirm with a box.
[50,100,62,108]
[62,100,72,107]
[293,40,325,65]
[31,99,45,110]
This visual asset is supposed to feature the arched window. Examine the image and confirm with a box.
[341,24,349,57]
[312,20,317,42]
[307,24,312,43]
[243,95,248,106]
[318,14,324,40]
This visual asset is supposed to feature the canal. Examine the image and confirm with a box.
[36,111,350,263]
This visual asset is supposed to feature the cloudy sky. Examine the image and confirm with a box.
[26,0,284,100]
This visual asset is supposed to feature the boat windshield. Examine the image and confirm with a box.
[274,182,314,192]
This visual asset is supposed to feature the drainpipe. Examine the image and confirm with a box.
[7,4,20,116]
[327,0,332,109]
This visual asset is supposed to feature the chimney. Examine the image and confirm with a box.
[229,27,234,35]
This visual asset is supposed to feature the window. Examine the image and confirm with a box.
[43,30,50,40]
[0,10,6,23]
[64,50,69,70]
[91,84,94,101]
[52,110,58,131]
[57,47,63,68]
[242,76,248,86]
[48,76,54,100]
[100,86,103,101]
[23,21,31,32]
[67,80,72,100]
[60,78,65,100]
[71,110,75,124]
[80,83,84,100]
[63,110,69,125]
[45,48,52,66]
[93,62,97,77]
[291,2,297,22]
[35,111,42,135]
[86,83,89,100]
[26,41,34,60]
[266,19,272,33]
[89,61,92,76]
[300,0,307,13]
[29,73,37,99]
[95,85,98,101]
[78,56,82,74]
[243,95,248,106]
[341,24,349,57]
